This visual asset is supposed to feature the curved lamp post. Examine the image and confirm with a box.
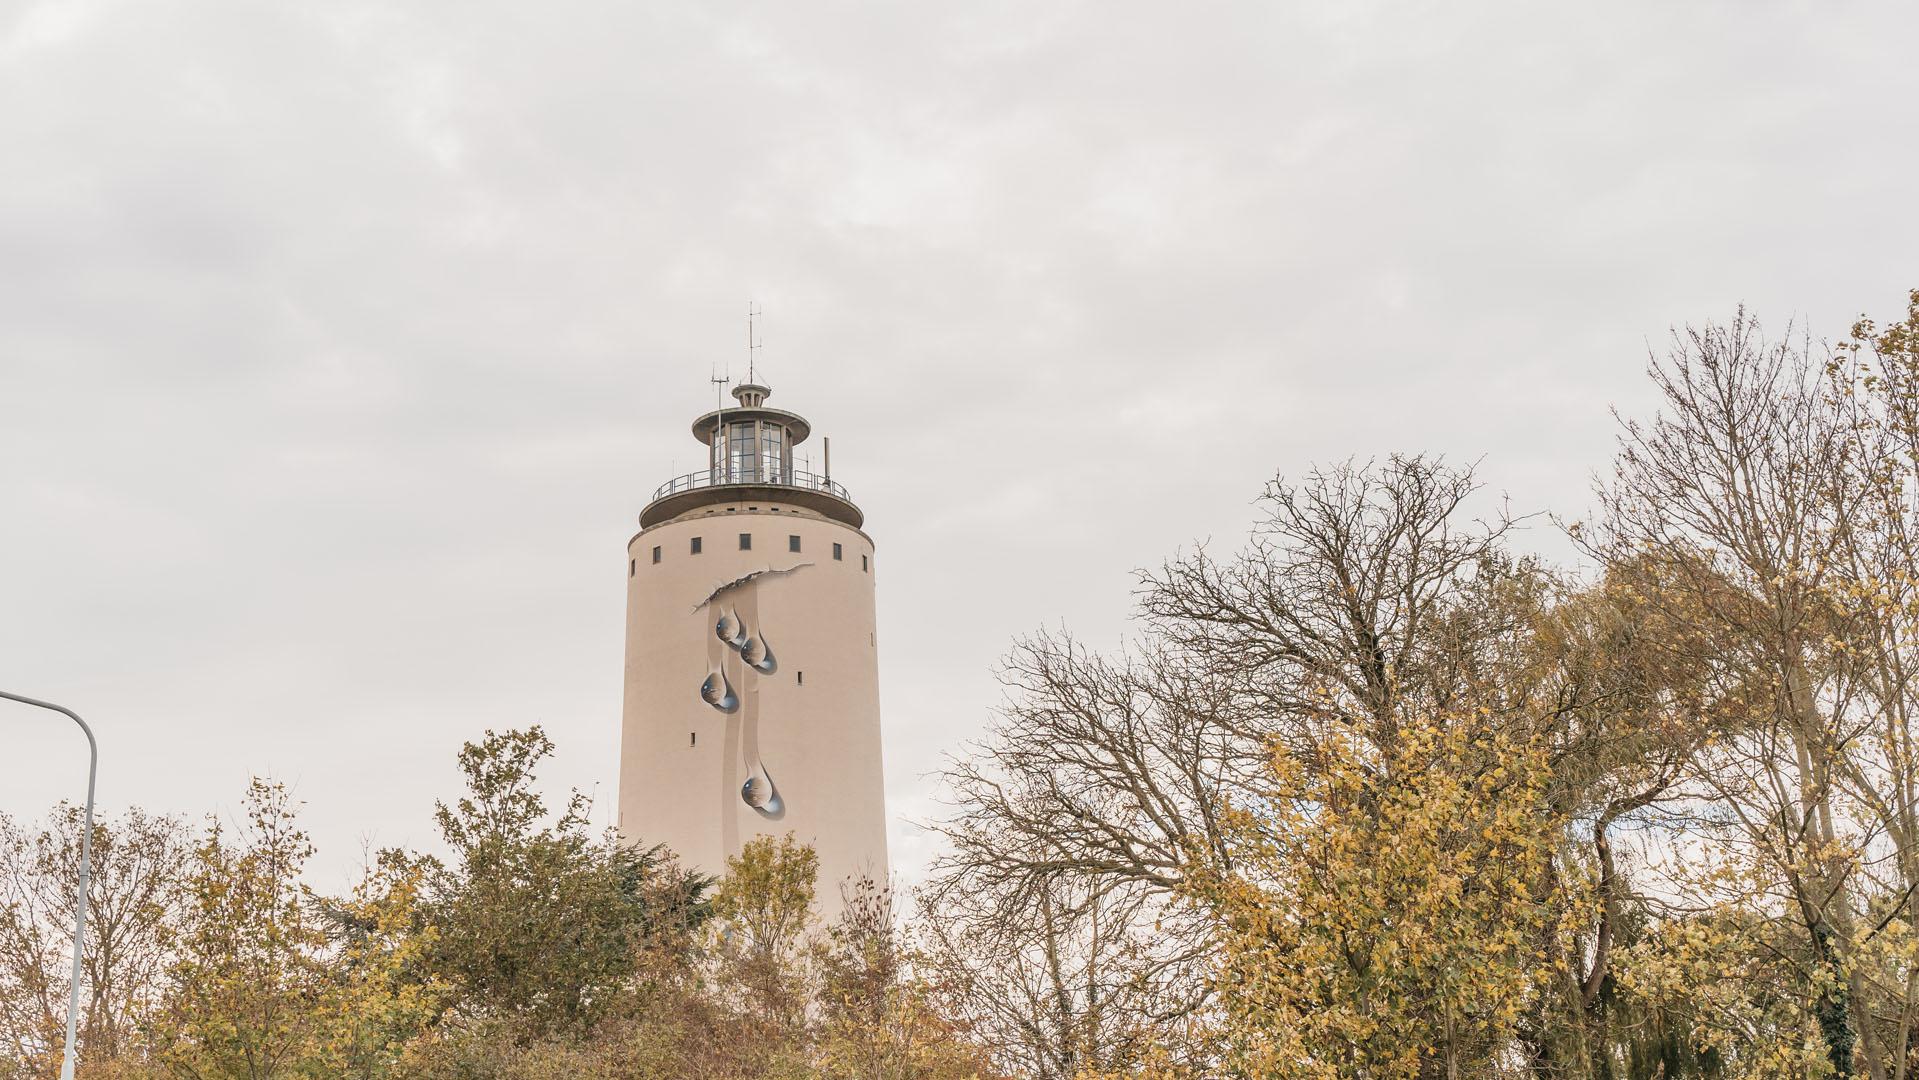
[0,690,97,1080]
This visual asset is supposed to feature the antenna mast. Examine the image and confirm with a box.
[746,301,763,384]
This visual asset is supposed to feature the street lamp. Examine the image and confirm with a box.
[0,690,98,1080]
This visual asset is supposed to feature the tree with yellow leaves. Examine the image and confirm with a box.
[150,780,330,1080]
[1201,710,1563,1078]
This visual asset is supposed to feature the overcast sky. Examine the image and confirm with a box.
[3,0,1917,890]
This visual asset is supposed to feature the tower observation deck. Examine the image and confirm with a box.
[638,381,862,529]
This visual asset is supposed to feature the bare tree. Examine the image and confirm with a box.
[1819,292,1919,1079]
[926,454,1729,1076]
[1592,311,1879,1076]
[1139,456,1516,755]
[912,868,1205,1080]
[925,457,1581,1072]
[0,804,190,1074]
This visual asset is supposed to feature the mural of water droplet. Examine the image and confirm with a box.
[740,762,783,814]
[699,670,738,713]
[742,632,777,675]
[714,610,746,649]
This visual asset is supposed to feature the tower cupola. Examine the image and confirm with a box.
[640,381,861,529]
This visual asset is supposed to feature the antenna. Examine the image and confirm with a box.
[710,363,730,481]
[746,301,763,384]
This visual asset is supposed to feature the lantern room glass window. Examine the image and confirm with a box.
[727,422,758,482]
[760,425,787,484]
[708,420,792,486]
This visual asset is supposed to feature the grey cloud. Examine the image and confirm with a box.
[3,0,1916,888]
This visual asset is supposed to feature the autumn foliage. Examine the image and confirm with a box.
[0,735,996,1080]
[930,292,1919,1078]
[9,292,1919,1078]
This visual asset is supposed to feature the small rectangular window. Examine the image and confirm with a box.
[797,671,804,686]
[833,542,843,561]
[690,731,697,746]
[862,554,869,572]
[628,558,635,577]
[789,535,801,553]
[691,537,703,555]
[652,546,661,564]
[739,533,752,550]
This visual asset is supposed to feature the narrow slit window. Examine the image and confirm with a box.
[739,533,752,551]
[652,545,661,564]
[690,731,696,746]
[833,542,843,561]
[628,558,635,577]
[789,535,801,553]
[862,554,869,572]
[797,671,804,686]
[691,536,703,554]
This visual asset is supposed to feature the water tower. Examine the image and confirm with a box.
[618,375,888,905]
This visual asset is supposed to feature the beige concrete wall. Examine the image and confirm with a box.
[618,500,888,916]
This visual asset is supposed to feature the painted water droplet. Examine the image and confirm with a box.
[740,762,783,814]
[742,632,777,675]
[714,610,746,649]
[699,670,738,713]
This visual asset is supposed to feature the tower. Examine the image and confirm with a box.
[619,377,888,906]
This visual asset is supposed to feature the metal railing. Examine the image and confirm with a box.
[649,468,852,505]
